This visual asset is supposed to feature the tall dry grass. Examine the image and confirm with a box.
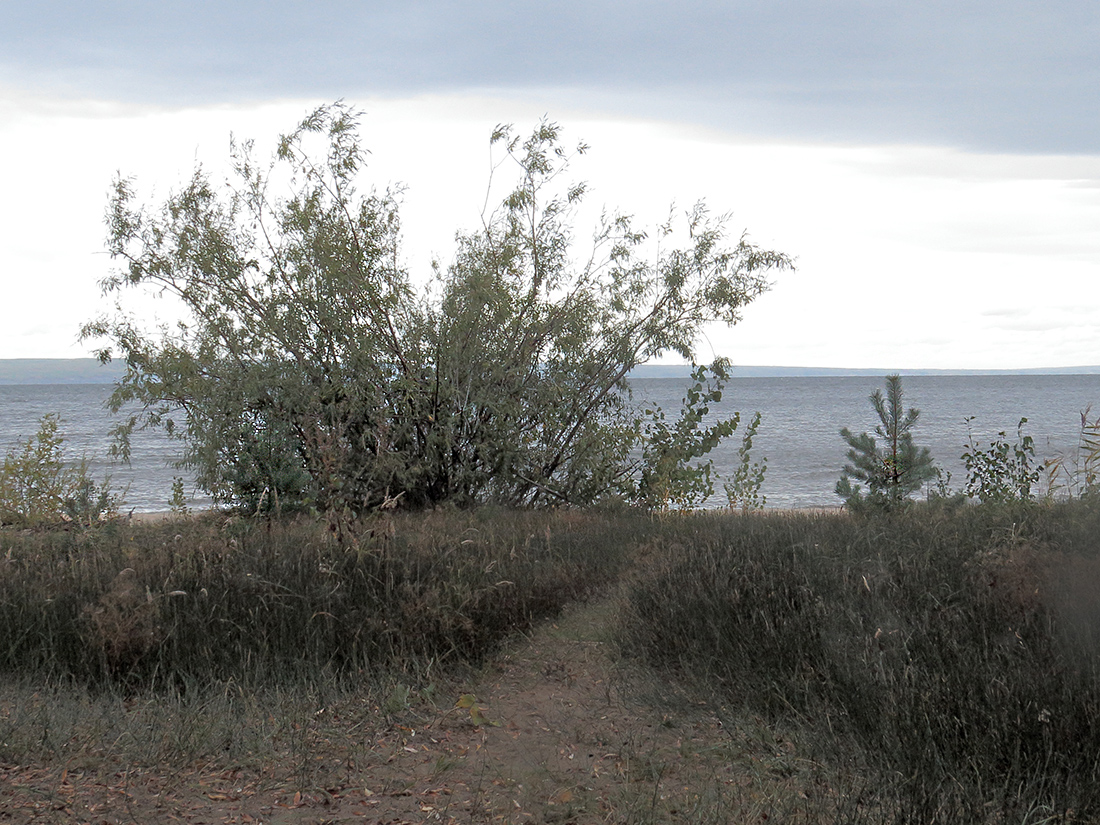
[618,503,1100,822]
[0,507,640,691]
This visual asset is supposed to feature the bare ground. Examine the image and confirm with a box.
[0,596,834,825]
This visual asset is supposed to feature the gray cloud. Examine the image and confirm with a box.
[3,1,1098,152]
[981,307,1031,318]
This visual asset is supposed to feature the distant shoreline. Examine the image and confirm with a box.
[632,364,1100,379]
[124,504,846,522]
[3,358,1100,385]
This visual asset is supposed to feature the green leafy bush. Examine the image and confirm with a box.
[168,476,190,515]
[724,410,767,513]
[635,361,742,510]
[962,415,1040,503]
[82,104,792,517]
[0,415,121,527]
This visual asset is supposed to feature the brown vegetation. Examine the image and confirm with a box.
[3,503,1100,823]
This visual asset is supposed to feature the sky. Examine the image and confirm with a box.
[1,2,1098,370]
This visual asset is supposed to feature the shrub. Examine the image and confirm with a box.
[82,104,793,518]
[635,361,742,510]
[0,414,121,527]
[962,415,1041,503]
[724,410,767,513]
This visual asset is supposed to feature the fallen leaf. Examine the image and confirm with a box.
[469,706,501,727]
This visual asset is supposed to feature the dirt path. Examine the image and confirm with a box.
[1,597,820,824]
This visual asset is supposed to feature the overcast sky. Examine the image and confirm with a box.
[2,1,1098,369]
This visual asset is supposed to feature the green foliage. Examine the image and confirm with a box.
[168,476,190,516]
[836,374,937,511]
[1047,405,1100,500]
[962,416,1040,503]
[82,104,792,517]
[724,410,767,513]
[635,360,741,510]
[0,415,121,527]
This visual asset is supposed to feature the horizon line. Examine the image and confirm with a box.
[1,357,1099,385]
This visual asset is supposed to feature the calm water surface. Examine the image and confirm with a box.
[631,374,1100,508]
[0,384,201,513]
[3,376,1100,511]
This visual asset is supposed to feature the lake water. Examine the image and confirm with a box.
[0,384,205,513]
[2,376,1100,511]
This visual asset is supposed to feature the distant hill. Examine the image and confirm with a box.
[3,359,1099,385]
[0,359,126,385]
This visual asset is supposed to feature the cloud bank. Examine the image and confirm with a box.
[3,1,1098,153]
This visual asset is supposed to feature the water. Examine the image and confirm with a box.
[2,376,1100,512]
[0,384,199,513]
[631,374,1100,508]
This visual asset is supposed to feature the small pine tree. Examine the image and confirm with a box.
[836,374,936,510]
